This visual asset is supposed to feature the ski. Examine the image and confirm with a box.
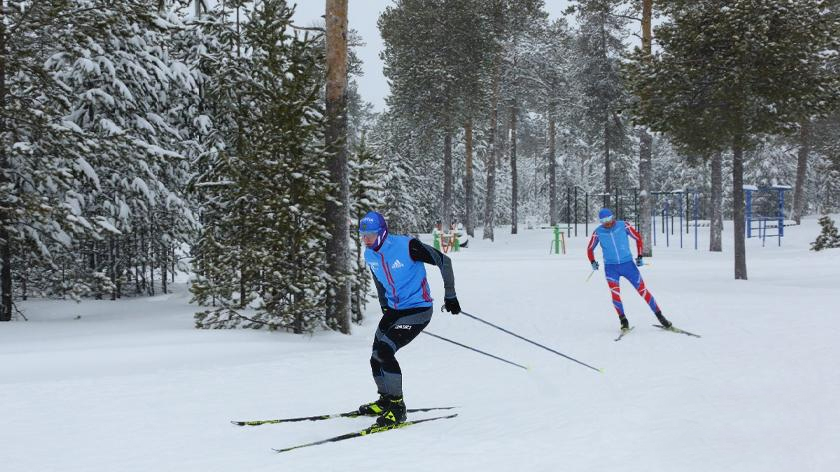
[273,413,459,453]
[653,324,701,338]
[231,406,455,426]
[614,326,634,342]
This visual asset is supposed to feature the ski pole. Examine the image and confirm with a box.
[460,311,603,373]
[422,330,528,370]
[585,269,595,282]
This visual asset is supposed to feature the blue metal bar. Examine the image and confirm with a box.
[778,188,785,238]
[693,191,699,250]
[679,192,684,249]
[745,189,753,238]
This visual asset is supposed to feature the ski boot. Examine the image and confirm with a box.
[655,311,672,329]
[358,394,389,416]
[619,314,630,331]
[374,396,407,426]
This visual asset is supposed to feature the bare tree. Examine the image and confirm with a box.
[483,53,501,242]
[464,119,475,236]
[638,0,654,256]
[324,0,350,333]
[709,151,723,252]
[509,101,518,234]
[548,100,557,226]
[1,7,11,321]
[792,119,812,224]
[733,140,747,280]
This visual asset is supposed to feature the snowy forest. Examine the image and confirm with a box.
[2,0,839,333]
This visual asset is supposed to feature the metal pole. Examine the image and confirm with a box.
[652,193,657,246]
[778,188,785,238]
[460,312,602,373]
[585,192,589,236]
[694,191,699,250]
[679,192,684,249]
[745,189,753,238]
[566,189,571,236]
[423,331,528,370]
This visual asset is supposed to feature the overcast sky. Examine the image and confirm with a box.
[290,1,572,111]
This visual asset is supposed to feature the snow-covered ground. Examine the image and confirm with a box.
[2,216,838,472]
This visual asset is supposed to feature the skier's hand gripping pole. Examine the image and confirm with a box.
[586,260,599,282]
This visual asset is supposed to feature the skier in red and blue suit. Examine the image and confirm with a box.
[356,211,460,427]
[586,208,672,331]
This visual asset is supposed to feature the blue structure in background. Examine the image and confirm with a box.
[744,185,791,247]
[651,190,702,249]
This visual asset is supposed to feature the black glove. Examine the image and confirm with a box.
[443,297,461,315]
[636,256,644,267]
[590,260,599,271]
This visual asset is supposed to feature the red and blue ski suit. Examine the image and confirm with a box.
[586,220,661,318]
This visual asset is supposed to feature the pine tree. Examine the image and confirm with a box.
[625,0,840,280]
[191,0,330,333]
[1,0,202,315]
[570,0,632,197]
[349,134,385,322]
[811,215,840,251]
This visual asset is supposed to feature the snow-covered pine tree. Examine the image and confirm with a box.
[569,0,632,197]
[811,216,840,251]
[191,0,330,333]
[1,1,107,314]
[2,1,200,313]
[367,111,437,233]
[49,1,198,299]
[349,133,385,322]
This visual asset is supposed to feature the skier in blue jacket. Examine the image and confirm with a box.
[587,208,672,332]
[357,211,461,426]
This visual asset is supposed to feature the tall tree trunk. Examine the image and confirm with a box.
[604,121,611,196]
[0,11,12,321]
[110,238,117,300]
[710,150,723,252]
[324,0,350,333]
[638,0,653,256]
[510,102,518,234]
[732,139,748,280]
[443,129,453,230]
[639,131,653,255]
[0,228,10,322]
[601,16,611,197]
[483,53,502,241]
[548,101,557,226]
[464,119,474,237]
[161,244,168,295]
[792,118,811,224]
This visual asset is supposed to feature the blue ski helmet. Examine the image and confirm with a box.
[598,208,614,223]
[359,211,388,249]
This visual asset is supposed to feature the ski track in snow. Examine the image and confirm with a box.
[1,217,839,472]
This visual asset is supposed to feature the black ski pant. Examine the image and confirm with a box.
[370,306,432,397]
